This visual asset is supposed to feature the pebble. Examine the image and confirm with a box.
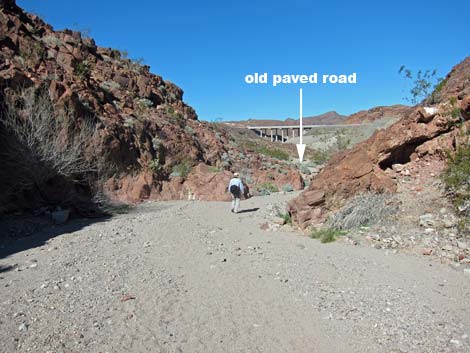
[18,323,28,332]
[450,339,461,346]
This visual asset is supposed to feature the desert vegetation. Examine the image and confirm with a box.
[443,128,470,234]
[0,87,110,214]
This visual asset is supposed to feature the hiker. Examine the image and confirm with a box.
[228,172,244,213]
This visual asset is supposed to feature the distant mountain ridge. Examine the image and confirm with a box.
[226,111,346,128]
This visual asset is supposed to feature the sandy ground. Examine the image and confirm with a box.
[1,193,470,353]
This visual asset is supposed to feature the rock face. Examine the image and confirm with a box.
[0,1,303,213]
[289,58,470,229]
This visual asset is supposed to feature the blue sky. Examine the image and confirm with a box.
[18,0,470,121]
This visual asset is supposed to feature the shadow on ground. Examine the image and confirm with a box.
[0,215,111,260]
[237,208,260,214]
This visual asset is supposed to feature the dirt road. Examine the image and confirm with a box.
[1,194,469,353]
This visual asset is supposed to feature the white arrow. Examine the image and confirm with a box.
[296,88,306,162]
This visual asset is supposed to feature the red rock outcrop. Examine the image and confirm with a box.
[0,1,303,213]
[289,58,470,229]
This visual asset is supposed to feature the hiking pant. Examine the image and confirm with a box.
[231,194,240,213]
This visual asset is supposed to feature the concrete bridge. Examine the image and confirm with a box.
[247,124,363,143]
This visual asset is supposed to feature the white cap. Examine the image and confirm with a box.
[233,172,239,177]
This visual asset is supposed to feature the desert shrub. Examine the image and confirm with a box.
[277,210,292,225]
[100,80,120,91]
[136,97,153,109]
[256,146,289,160]
[19,40,45,67]
[427,76,449,104]
[443,137,470,234]
[148,159,161,174]
[73,60,92,80]
[327,192,398,230]
[123,117,136,128]
[256,182,279,195]
[310,228,347,243]
[208,165,222,173]
[398,65,442,104]
[300,163,311,175]
[41,35,63,48]
[311,148,329,164]
[185,126,195,135]
[171,161,191,178]
[166,106,185,125]
[152,136,162,151]
[282,184,294,192]
[0,87,107,213]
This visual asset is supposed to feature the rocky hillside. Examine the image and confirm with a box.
[0,0,303,214]
[289,57,470,230]
[344,105,411,124]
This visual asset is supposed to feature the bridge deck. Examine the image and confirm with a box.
[247,124,364,129]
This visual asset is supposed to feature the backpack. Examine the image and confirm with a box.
[230,184,240,197]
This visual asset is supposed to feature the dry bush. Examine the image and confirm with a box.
[327,192,398,230]
[0,87,112,214]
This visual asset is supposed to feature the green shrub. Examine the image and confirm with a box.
[311,149,330,164]
[20,40,46,67]
[171,161,191,179]
[74,60,92,80]
[100,80,120,91]
[443,140,470,234]
[282,184,294,192]
[152,136,161,151]
[300,163,311,175]
[256,182,279,195]
[148,159,161,173]
[136,98,154,109]
[207,165,222,173]
[257,146,289,160]
[277,211,292,225]
[310,228,347,243]
[166,106,185,125]
[185,126,195,135]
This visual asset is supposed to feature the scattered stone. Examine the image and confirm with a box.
[422,248,433,256]
[450,339,461,346]
[392,164,404,172]
[121,294,135,302]
[260,223,269,231]
[442,218,455,228]
[272,217,286,226]
[419,214,435,227]
[18,323,28,332]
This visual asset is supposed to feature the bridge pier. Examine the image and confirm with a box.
[246,123,364,143]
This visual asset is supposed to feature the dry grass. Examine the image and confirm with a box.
[327,192,398,230]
